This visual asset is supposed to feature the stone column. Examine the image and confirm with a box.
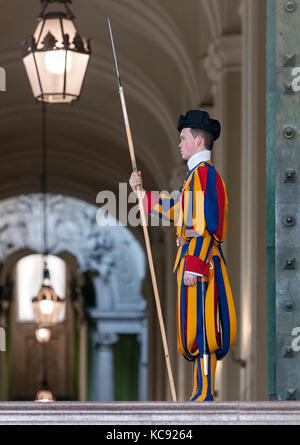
[137,320,148,401]
[238,0,267,401]
[203,33,242,401]
[0,300,9,400]
[149,235,167,401]
[79,320,87,401]
[91,332,119,401]
[203,34,242,181]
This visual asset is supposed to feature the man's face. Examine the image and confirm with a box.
[179,128,203,161]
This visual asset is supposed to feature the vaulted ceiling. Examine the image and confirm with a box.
[0,0,241,204]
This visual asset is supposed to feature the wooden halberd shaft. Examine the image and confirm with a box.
[108,18,177,402]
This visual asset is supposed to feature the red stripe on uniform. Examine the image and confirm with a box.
[197,166,209,192]
[143,191,159,213]
[215,173,225,240]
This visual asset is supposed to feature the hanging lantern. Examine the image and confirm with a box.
[22,0,91,103]
[32,261,64,327]
[35,390,55,402]
[35,327,51,343]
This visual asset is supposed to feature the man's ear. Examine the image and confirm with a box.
[196,135,204,147]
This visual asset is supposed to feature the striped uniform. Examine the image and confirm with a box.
[142,160,236,401]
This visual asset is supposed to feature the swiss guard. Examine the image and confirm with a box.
[129,110,237,401]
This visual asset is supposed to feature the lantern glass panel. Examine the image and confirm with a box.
[62,18,77,46]
[23,53,42,97]
[66,51,89,96]
[34,50,65,93]
[33,20,43,46]
[34,18,63,48]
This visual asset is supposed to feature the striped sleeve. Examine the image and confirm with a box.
[142,190,181,225]
[184,165,227,276]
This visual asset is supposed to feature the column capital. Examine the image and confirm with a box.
[93,333,119,348]
[203,34,242,86]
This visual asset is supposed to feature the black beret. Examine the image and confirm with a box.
[177,110,221,141]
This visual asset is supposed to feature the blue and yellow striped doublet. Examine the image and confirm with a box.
[142,161,237,401]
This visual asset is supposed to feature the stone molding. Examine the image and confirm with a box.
[0,402,299,424]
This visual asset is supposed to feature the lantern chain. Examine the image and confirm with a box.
[41,102,48,258]
[39,0,74,20]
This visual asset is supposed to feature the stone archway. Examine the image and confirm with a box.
[0,193,147,401]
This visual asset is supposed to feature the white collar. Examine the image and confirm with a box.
[187,150,211,171]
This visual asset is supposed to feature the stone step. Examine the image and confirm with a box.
[0,401,298,424]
